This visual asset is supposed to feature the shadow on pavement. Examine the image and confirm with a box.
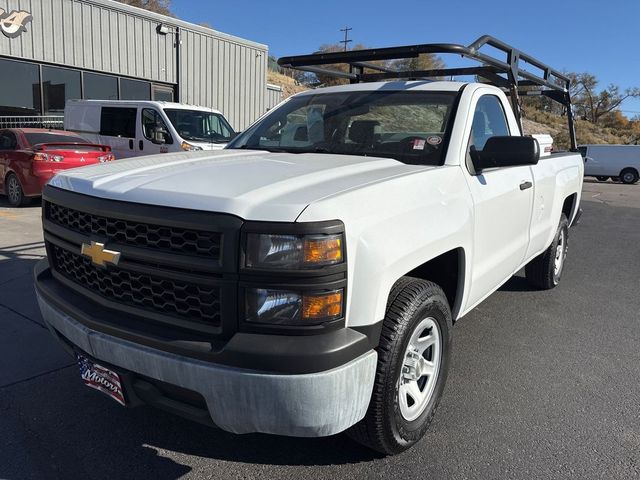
[1,366,380,479]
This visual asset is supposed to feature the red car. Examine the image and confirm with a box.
[0,128,114,206]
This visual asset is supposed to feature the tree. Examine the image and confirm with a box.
[569,72,640,124]
[115,0,172,16]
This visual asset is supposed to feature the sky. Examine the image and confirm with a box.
[172,0,640,115]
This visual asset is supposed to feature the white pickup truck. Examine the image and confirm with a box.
[35,37,584,455]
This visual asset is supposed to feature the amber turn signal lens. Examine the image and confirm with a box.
[302,290,343,321]
[303,236,343,265]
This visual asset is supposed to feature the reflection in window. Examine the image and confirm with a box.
[0,58,41,116]
[121,78,151,100]
[84,73,118,100]
[42,66,81,115]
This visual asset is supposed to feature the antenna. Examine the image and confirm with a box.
[339,26,352,51]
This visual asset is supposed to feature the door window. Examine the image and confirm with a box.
[469,95,510,152]
[142,109,173,144]
[0,132,17,150]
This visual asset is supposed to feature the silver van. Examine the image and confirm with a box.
[579,144,640,184]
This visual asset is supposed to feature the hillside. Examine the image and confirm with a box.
[522,109,635,149]
[267,71,308,99]
[267,74,636,149]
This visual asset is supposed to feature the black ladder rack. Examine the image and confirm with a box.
[278,35,577,151]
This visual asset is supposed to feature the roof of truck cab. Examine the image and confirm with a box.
[293,80,468,96]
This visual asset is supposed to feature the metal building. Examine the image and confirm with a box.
[0,0,281,131]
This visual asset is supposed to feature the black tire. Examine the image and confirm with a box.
[347,277,452,455]
[596,176,609,182]
[619,168,639,185]
[5,173,30,207]
[525,213,569,290]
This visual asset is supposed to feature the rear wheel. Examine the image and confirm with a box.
[596,176,609,182]
[525,213,569,289]
[620,168,639,185]
[5,173,30,207]
[347,278,452,455]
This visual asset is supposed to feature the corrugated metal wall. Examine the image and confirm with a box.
[0,0,175,83]
[266,84,283,111]
[0,0,270,130]
[180,28,268,131]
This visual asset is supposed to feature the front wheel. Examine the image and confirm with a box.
[347,278,452,455]
[525,213,569,289]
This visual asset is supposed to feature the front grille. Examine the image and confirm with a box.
[48,202,221,259]
[51,245,221,324]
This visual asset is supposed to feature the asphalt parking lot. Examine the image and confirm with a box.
[1,180,639,480]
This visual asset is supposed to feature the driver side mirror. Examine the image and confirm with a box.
[471,136,540,173]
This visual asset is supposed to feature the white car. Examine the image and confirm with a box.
[64,100,236,159]
[35,36,584,455]
[579,144,640,184]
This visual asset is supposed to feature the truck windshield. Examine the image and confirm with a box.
[228,91,457,165]
[164,109,235,144]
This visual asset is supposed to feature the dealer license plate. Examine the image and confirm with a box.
[76,353,126,406]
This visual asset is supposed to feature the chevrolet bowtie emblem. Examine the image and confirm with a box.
[80,241,121,267]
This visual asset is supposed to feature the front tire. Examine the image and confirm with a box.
[347,278,452,455]
[525,213,569,289]
[5,173,30,207]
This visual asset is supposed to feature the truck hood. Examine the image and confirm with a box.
[48,149,426,221]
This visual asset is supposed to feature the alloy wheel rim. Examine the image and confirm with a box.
[397,317,442,422]
[7,177,20,203]
[623,173,634,183]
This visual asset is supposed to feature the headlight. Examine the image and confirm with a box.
[245,233,343,270]
[181,141,203,151]
[245,288,343,325]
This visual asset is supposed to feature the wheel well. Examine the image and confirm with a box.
[403,248,464,320]
[562,193,577,221]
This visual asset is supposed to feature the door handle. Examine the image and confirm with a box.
[519,181,533,191]
[139,140,144,151]
[129,139,134,150]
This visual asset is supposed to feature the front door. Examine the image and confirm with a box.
[138,108,174,156]
[464,94,535,307]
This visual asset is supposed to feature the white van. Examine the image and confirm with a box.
[64,100,236,159]
[579,144,640,184]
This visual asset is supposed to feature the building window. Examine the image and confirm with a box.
[84,72,118,100]
[0,58,41,116]
[153,85,174,102]
[120,79,151,100]
[42,66,81,115]
[100,107,137,138]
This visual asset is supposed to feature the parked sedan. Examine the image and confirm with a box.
[0,129,114,206]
